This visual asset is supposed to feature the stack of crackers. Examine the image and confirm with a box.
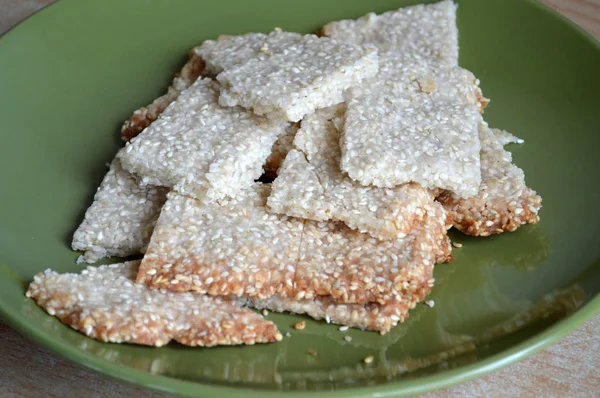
[27,0,542,347]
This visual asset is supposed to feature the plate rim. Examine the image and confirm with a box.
[0,0,599,396]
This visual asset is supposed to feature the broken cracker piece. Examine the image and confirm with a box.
[322,0,459,66]
[118,78,288,202]
[71,154,168,263]
[26,261,281,347]
[263,123,298,179]
[216,32,378,122]
[437,123,542,236]
[121,51,206,141]
[267,106,434,240]
[341,52,484,198]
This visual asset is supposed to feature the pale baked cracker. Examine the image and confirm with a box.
[118,78,288,202]
[267,105,434,240]
[216,31,378,122]
[137,184,304,299]
[71,153,168,263]
[321,0,459,65]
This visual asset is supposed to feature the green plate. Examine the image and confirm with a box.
[1,0,599,396]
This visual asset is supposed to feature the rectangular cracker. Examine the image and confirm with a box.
[121,50,206,141]
[321,0,459,66]
[137,185,304,299]
[118,78,288,202]
[139,183,451,306]
[267,105,435,240]
[26,261,282,347]
[216,31,379,122]
[340,52,485,198]
[71,153,168,263]
[437,123,542,236]
[194,29,304,75]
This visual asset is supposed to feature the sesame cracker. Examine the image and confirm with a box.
[137,184,303,299]
[340,51,485,198]
[216,31,378,122]
[140,183,451,306]
[71,154,168,263]
[118,78,288,202]
[121,50,206,141]
[322,0,459,66]
[294,199,450,305]
[26,261,281,347]
[194,29,304,75]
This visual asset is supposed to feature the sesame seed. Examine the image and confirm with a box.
[424,300,435,308]
[344,335,353,342]
[363,355,374,364]
[339,326,349,332]
[452,242,462,248]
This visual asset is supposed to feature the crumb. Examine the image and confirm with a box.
[262,309,269,316]
[308,349,317,356]
[344,335,352,342]
[294,321,306,330]
[363,355,374,364]
[285,332,291,337]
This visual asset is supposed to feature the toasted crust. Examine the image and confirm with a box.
[26,261,281,347]
[121,51,206,141]
[437,124,542,236]
[267,106,435,240]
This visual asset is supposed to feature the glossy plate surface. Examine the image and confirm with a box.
[0,0,599,396]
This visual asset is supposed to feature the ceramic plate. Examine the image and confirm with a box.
[0,0,599,396]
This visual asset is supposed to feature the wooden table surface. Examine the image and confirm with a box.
[1,1,599,397]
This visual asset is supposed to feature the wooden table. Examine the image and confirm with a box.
[1,1,599,397]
